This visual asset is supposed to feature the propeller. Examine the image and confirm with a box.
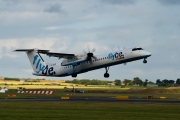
[84,45,97,64]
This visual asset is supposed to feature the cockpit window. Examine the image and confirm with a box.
[132,48,138,51]
[132,48,143,51]
[137,48,143,50]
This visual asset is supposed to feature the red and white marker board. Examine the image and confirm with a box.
[17,90,55,94]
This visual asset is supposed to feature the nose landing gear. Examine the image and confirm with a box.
[104,67,110,78]
[143,58,147,64]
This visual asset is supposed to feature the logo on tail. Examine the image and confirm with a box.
[33,54,56,75]
[33,54,45,74]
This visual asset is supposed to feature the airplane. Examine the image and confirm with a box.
[0,86,8,93]
[14,47,151,78]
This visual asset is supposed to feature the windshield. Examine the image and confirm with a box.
[132,48,143,51]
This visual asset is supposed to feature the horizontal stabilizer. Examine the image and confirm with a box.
[14,48,76,59]
[14,49,50,53]
[14,49,34,52]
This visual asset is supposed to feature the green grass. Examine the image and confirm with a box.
[1,87,180,120]
[1,88,180,100]
[0,102,180,120]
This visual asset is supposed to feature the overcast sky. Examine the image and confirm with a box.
[0,0,180,82]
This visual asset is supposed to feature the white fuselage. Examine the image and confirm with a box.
[34,48,151,77]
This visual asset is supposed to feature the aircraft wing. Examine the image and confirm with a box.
[40,52,76,59]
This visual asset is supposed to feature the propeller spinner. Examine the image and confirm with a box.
[84,46,97,64]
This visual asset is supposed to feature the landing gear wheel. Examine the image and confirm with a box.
[104,67,110,78]
[72,73,77,78]
[72,66,77,78]
[143,59,147,64]
[104,73,109,78]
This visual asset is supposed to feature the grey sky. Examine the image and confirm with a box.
[0,0,179,82]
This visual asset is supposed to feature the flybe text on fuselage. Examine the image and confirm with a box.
[108,52,124,60]
[33,54,55,75]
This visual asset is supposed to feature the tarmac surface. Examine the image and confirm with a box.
[0,96,180,104]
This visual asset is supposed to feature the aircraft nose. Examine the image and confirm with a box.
[145,51,152,57]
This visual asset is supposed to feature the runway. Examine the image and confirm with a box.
[1,97,180,104]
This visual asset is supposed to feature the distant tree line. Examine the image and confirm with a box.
[66,77,154,87]
[4,77,46,82]
[4,77,20,81]
[156,78,180,86]
[114,77,152,87]
[66,77,180,87]
[66,79,109,85]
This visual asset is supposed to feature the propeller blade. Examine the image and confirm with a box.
[87,44,90,53]
[83,49,87,54]
[92,48,96,53]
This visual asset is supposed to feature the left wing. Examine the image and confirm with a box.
[40,51,87,66]
[40,52,76,59]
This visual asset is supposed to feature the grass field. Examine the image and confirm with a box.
[1,80,180,120]
[0,102,180,120]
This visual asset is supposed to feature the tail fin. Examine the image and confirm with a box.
[14,49,49,75]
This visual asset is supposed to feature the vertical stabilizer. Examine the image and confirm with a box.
[14,49,49,75]
[27,50,46,74]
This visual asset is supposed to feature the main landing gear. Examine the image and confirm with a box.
[143,58,147,64]
[71,66,77,78]
[104,67,110,78]
[72,73,77,78]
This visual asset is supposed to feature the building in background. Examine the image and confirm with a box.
[0,76,4,80]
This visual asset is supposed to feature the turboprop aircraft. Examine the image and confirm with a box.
[14,47,151,78]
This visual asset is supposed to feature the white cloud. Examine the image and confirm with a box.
[0,11,59,25]
[22,69,33,74]
[43,26,62,30]
[132,69,144,75]
[70,41,111,55]
[139,38,153,48]
[0,37,68,58]
[79,13,99,21]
